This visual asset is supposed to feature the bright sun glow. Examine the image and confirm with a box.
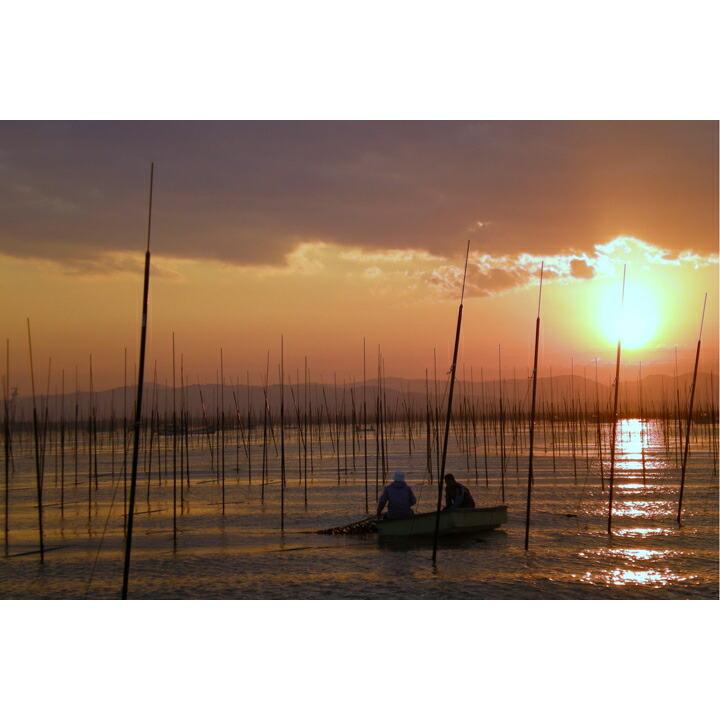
[599,281,659,349]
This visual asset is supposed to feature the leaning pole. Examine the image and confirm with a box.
[121,163,154,600]
[431,239,471,566]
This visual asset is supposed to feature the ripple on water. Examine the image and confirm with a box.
[1,419,717,599]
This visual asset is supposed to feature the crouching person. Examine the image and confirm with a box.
[443,473,475,510]
[377,471,417,520]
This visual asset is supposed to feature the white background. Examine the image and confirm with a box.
[3,601,719,719]
[2,0,718,119]
[1,2,718,719]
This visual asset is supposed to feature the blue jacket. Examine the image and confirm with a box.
[377,478,417,519]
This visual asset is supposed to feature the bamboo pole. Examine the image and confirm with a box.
[121,162,154,600]
[498,346,506,502]
[220,348,225,514]
[569,359,577,484]
[198,381,214,469]
[184,370,190,489]
[425,368,432,481]
[123,348,127,524]
[303,360,308,504]
[4,339,10,556]
[710,372,718,480]
[26,319,44,563]
[280,336,285,531]
[674,347,682,467]
[524,262,544,550]
[261,354,269,503]
[363,338,368,513]
[638,362,646,485]
[607,265,626,535]
[87,356,93,521]
[433,347,440,481]
[432,239,471,565]
[470,368,479,485]
[148,362,158,502]
[248,370,253,486]
[180,354,185,503]
[677,293,708,524]
[74,366,79,489]
[334,373,340,485]
[594,358,604,490]
[60,369,65,516]
[479,367,489,487]
[172,333,177,541]
[40,358,51,487]
[110,387,115,481]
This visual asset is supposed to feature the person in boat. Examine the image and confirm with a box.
[377,470,417,520]
[443,473,475,510]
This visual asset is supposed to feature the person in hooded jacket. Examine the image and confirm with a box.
[377,470,417,520]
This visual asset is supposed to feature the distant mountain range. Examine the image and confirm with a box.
[5,373,717,422]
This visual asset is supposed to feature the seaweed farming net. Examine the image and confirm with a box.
[317,517,378,535]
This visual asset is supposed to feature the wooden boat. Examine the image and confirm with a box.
[377,505,507,538]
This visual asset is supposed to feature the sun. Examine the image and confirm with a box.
[599,281,659,350]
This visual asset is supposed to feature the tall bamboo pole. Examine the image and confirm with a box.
[363,337,368,513]
[432,239,471,565]
[594,358,604,490]
[87,355,93,520]
[4,339,10,556]
[638,362,646,485]
[60,369,65,516]
[220,348,225,515]
[524,262,544,550]
[182,355,189,493]
[123,348,127,525]
[677,293,707,524]
[479,367,489,487]
[280,336,285,531]
[607,265,626,535]
[172,333,177,541]
[248,370,253,486]
[74,365,79,489]
[498,345,506,502]
[121,162,154,599]
[26,319,44,563]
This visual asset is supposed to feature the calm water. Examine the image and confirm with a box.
[1,418,718,599]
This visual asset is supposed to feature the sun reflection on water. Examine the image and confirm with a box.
[606,569,669,586]
[612,500,673,518]
[579,565,697,587]
[613,418,667,478]
[577,542,693,587]
[607,548,672,560]
[614,527,672,538]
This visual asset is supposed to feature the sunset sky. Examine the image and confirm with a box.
[1,121,717,392]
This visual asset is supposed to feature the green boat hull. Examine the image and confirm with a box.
[377,505,508,538]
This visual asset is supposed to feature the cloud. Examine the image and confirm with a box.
[3,233,715,301]
[0,248,179,279]
[570,258,595,279]
[0,121,716,270]
[415,236,719,299]
[593,235,719,271]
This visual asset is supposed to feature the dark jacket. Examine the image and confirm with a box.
[445,482,475,510]
[377,478,417,519]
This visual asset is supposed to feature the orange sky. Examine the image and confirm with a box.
[1,234,717,393]
[0,122,717,392]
